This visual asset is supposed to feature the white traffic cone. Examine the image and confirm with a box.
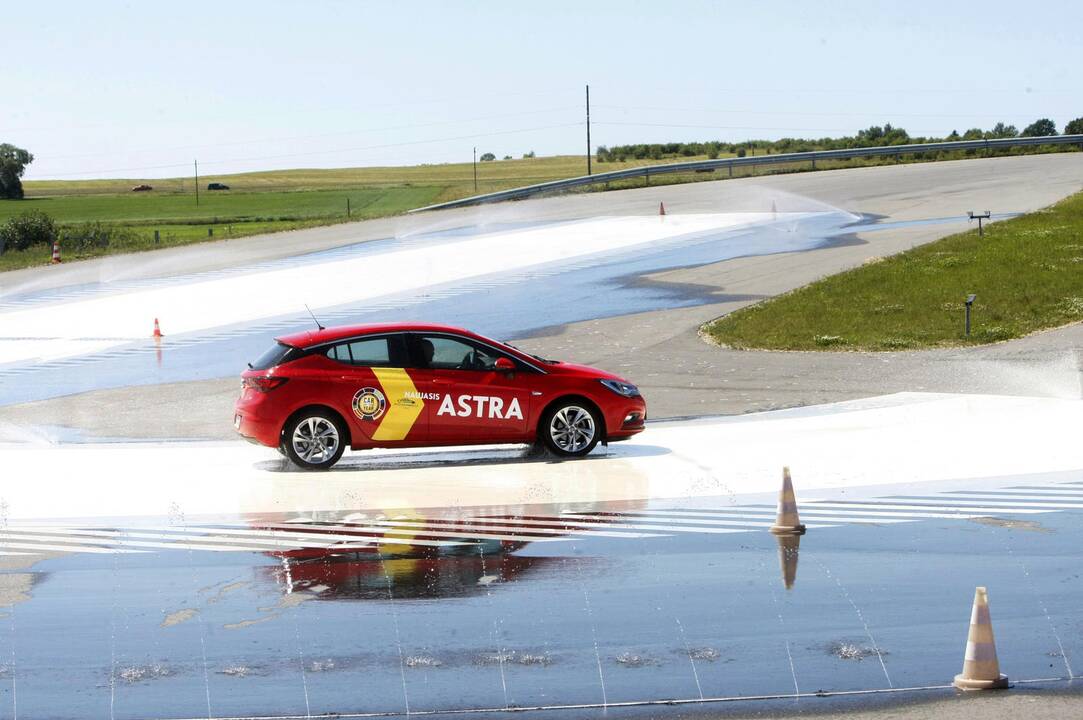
[953,586,1009,690]
[769,467,805,535]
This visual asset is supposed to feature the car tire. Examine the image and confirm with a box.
[281,410,347,470]
[540,401,602,457]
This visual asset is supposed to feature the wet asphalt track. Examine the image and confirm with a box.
[3,463,1082,719]
[2,156,1083,718]
[2,393,1083,718]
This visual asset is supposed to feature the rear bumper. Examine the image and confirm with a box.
[234,410,280,447]
[233,390,283,448]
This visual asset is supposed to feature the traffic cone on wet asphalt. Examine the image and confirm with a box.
[659,201,666,216]
[153,318,163,339]
[50,238,61,264]
[953,586,1009,690]
[769,467,806,535]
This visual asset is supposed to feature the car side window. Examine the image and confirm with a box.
[413,334,502,371]
[324,336,402,367]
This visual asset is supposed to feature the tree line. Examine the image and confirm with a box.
[595,117,1083,162]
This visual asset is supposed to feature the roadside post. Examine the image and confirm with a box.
[965,294,976,337]
[968,210,991,238]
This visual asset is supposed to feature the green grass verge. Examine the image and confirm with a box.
[0,185,444,272]
[705,190,1083,351]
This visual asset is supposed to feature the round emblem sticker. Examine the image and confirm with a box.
[352,387,387,421]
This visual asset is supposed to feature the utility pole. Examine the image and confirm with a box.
[194,159,199,206]
[586,84,592,175]
[473,146,478,192]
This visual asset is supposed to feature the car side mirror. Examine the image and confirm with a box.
[494,357,515,373]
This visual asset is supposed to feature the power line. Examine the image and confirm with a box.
[595,121,857,133]
[32,107,581,162]
[594,104,1052,121]
[35,122,584,178]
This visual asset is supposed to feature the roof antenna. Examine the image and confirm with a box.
[304,304,325,331]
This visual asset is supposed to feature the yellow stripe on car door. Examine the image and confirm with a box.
[371,368,425,441]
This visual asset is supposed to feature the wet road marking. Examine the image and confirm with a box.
[364,518,665,539]
[4,478,1081,557]
[582,509,912,524]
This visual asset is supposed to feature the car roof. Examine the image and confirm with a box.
[276,322,475,349]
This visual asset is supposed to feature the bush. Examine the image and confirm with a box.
[60,222,126,251]
[0,210,57,253]
[1021,118,1057,137]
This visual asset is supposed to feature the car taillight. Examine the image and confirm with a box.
[243,376,289,392]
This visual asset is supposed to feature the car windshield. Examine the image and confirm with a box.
[503,342,557,364]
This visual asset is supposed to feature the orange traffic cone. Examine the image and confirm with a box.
[769,467,806,535]
[659,202,666,216]
[153,318,163,339]
[51,239,61,264]
[953,587,1009,690]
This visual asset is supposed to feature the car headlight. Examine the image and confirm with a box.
[599,379,640,397]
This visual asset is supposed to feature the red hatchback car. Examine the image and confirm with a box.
[235,323,647,469]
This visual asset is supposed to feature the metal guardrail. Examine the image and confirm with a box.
[411,134,1083,212]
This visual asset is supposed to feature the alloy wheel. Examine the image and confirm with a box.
[549,405,596,453]
[291,416,340,464]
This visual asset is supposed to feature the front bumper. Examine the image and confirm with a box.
[605,397,647,439]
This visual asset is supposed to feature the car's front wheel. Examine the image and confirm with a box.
[540,402,601,457]
[282,411,347,470]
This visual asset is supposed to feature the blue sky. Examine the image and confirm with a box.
[5,0,1082,179]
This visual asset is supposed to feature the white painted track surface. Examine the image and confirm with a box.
[3,392,1081,524]
[0,212,798,365]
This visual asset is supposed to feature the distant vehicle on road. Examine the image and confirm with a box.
[131,184,153,192]
[235,322,647,469]
[207,182,230,190]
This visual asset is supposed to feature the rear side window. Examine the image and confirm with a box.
[324,335,404,367]
[251,342,297,370]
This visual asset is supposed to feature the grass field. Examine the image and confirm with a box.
[704,190,1083,351]
[1,146,1075,273]
[1,155,706,271]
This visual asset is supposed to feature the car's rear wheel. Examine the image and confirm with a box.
[541,402,601,457]
[282,411,346,470]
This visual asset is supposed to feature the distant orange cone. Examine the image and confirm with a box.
[769,467,806,535]
[153,318,163,338]
[659,202,666,216]
[51,239,61,264]
[953,587,1009,690]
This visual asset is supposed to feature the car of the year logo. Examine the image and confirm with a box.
[234,323,647,469]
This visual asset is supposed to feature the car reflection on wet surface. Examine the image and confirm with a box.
[266,548,550,602]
